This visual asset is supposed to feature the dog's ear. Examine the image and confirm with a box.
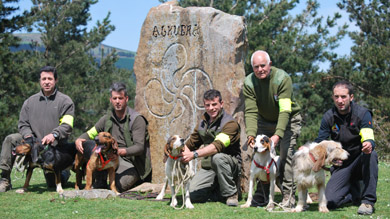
[311,144,327,172]
[163,137,172,163]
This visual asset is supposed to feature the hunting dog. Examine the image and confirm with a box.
[73,132,119,194]
[156,135,195,209]
[13,138,76,194]
[292,140,349,213]
[241,134,280,211]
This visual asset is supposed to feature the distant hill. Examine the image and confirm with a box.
[12,33,136,71]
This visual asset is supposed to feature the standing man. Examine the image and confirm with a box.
[75,82,152,192]
[315,81,378,215]
[243,50,301,207]
[0,66,75,192]
[181,89,241,206]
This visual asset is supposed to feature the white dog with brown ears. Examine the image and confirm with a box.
[241,134,280,211]
[156,135,195,209]
[292,140,349,213]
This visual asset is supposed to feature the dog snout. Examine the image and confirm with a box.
[180,138,184,145]
[254,146,258,152]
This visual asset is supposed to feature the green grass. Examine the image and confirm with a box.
[1,162,389,218]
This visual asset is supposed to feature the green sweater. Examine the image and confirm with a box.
[243,66,300,138]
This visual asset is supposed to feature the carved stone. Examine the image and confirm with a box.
[134,1,248,185]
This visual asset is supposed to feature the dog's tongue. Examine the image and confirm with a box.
[95,146,102,153]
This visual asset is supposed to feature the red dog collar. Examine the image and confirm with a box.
[253,159,276,182]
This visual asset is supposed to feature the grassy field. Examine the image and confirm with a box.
[1,162,389,219]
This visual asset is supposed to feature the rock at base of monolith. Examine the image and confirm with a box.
[61,189,117,199]
[134,1,248,185]
[129,182,168,194]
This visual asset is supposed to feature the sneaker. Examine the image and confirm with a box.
[226,192,238,206]
[357,203,374,215]
[281,194,295,208]
[0,178,12,192]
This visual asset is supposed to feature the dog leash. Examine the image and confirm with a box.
[171,159,192,210]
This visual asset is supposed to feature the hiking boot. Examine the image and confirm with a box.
[357,203,374,215]
[281,194,296,208]
[226,192,238,207]
[0,178,12,192]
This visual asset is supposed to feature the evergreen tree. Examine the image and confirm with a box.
[0,0,36,140]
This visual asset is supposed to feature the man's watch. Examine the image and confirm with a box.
[193,151,199,159]
[52,133,58,139]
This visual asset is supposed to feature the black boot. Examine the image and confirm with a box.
[251,182,270,207]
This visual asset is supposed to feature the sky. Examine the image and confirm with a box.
[16,0,355,58]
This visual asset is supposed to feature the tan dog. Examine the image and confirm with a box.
[241,135,280,211]
[292,140,349,213]
[74,132,119,194]
[156,135,195,209]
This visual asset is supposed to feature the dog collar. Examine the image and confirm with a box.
[253,159,277,182]
[169,154,180,160]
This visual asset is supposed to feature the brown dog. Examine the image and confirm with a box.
[74,132,119,194]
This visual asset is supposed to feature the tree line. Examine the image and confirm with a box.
[1,0,389,159]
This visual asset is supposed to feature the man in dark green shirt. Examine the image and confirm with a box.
[75,82,151,192]
[244,50,301,208]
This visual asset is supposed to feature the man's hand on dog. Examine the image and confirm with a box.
[270,135,280,146]
[180,146,193,163]
[41,133,56,145]
[75,138,86,154]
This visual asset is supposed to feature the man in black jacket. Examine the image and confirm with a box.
[315,81,378,215]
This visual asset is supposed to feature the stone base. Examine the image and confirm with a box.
[129,182,168,194]
[61,189,117,199]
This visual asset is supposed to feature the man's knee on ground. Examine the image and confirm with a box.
[189,188,210,203]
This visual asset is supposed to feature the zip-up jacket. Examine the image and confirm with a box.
[315,102,375,164]
[186,109,241,168]
[18,89,74,143]
[243,67,300,138]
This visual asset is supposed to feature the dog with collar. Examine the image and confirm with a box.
[292,140,349,213]
[74,132,119,194]
[13,138,76,194]
[156,135,195,209]
[241,134,280,211]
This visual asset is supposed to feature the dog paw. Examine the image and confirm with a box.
[319,206,329,213]
[156,194,164,200]
[15,188,27,194]
[240,203,250,208]
[186,203,194,209]
[170,199,178,208]
[266,203,275,211]
[306,194,313,204]
[292,206,304,212]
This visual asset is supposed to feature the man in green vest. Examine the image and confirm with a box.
[181,89,242,206]
[75,82,151,192]
[244,50,302,208]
